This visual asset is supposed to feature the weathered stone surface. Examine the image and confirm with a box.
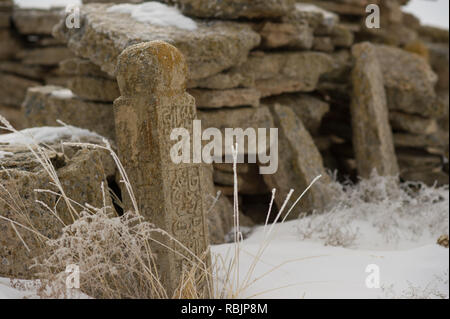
[288,3,339,34]
[389,112,439,135]
[34,36,66,47]
[376,45,441,117]
[313,36,334,52]
[0,104,24,131]
[162,0,294,19]
[22,86,115,140]
[213,166,269,195]
[198,106,275,156]
[0,11,10,28]
[188,72,250,90]
[255,21,314,49]
[362,24,418,47]
[427,43,449,91]
[67,76,120,102]
[393,133,448,153]
[213,163,252,174]
[0,73,40,107]
[263,93,330,134]
[113,41,211,296]
[190,51,333,95]
[331,24,354,47]
[43,75,71,88]
[189,88,260,109]
[13,8,62,35]
[263,104,335,219]
[0,61,47,80]
[0,139,115,279]
[397,149,443,169]
[322,49,352,82]
[16,47,75,66]
[350,42,399,178]
[59,58,113,79]
[418,26,449,44]
[53,3,260,80]
[300,0,370,16]
[242,51,333,97]
[0,29,21,60]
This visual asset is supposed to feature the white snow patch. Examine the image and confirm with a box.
[212,222,449,299]
[13,0,81,10]
[0,151,13,159]
[50,88,74,99]
[0,126,102,146]
[107,2,197,31]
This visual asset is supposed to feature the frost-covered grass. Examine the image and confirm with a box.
[297,173,449,249]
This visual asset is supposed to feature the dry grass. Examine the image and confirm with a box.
[0,116,321,299]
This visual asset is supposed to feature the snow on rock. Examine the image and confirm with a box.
[212,221,449,299]
[13,0,81,10]
[0,126,103,146]
[50,88,75,99]
[107,2,197,31]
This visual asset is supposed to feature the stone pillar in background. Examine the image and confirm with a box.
[350,42,399,178]
[114,41,211,297]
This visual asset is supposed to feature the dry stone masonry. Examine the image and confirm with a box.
[1,0,74,130]
[0,0,449,279]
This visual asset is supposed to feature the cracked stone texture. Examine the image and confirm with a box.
[375,45,441,117]
[263,103,336,219]
[350,42,399,178]
[53,3,260,80]
[0,140,116,279]
[22,86,116,140]
[161,0,295,19]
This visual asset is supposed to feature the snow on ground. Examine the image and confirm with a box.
[0,126,103,146]
[211,176,449,299]
[13,0,81,10]
[403,0,449,29]
[107,2,197,31]
[212,221,448,299]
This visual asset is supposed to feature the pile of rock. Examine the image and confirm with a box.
[309,0,449,185]
[23,0,350,223]
[3,0,449,241]
[0,0,74,130]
